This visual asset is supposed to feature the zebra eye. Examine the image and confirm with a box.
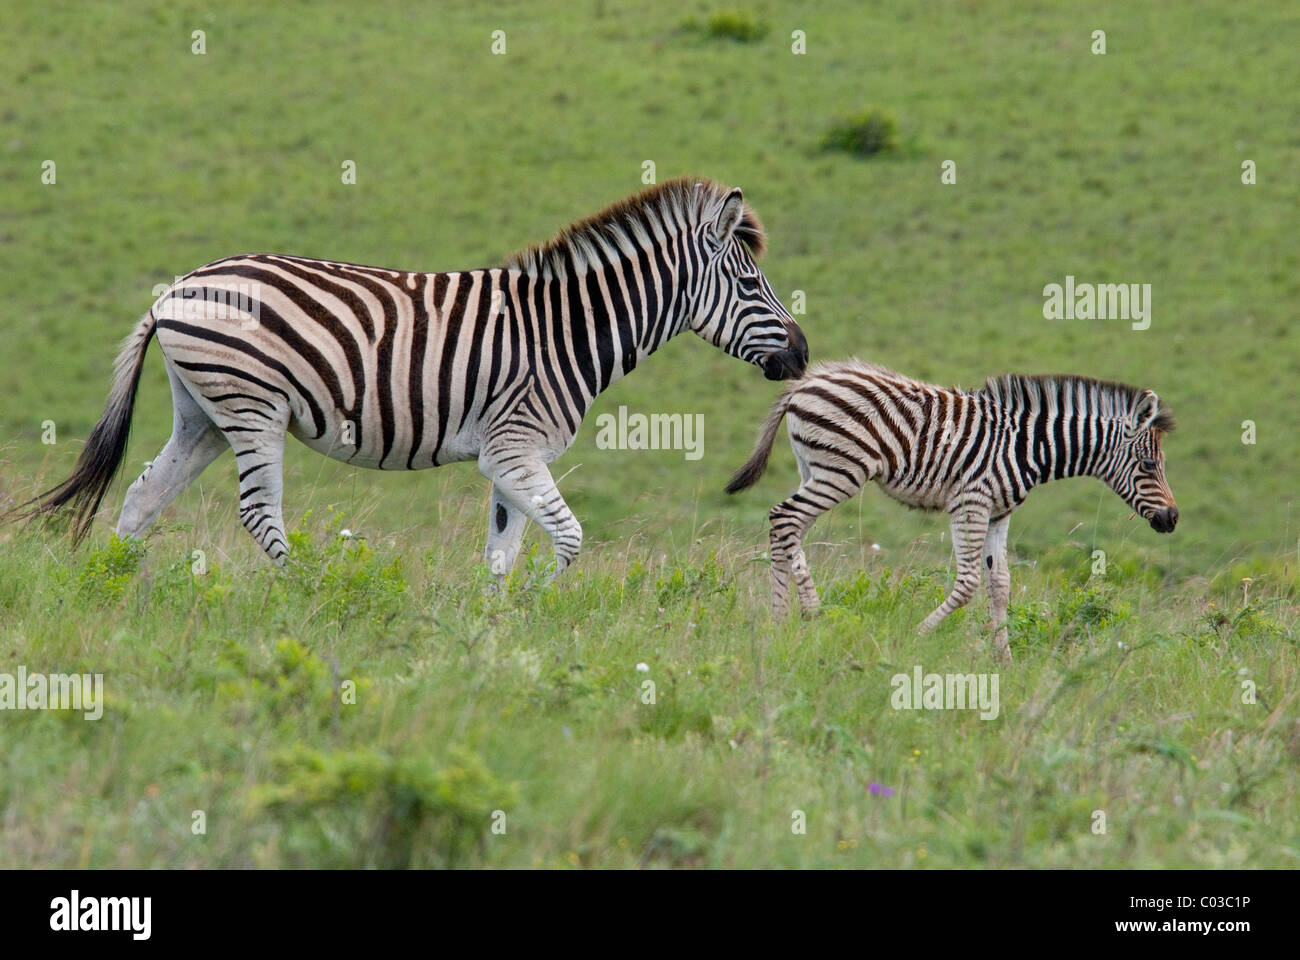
[1139,459,1157,472]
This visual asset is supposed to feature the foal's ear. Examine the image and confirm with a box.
[709,188,746,248]
[1131,390,1161,433]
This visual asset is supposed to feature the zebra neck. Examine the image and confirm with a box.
[1023,407,1125,485]
[536,256,686,397]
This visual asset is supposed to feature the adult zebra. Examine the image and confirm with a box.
[13,178,808,577]
[726,359,1177,660]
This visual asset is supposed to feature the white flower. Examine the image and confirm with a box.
[339,528,353,539]
[635,662,649,673]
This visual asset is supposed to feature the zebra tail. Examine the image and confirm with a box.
[6,311,158,545]
[725,391,791,494]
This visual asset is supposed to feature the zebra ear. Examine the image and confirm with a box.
[1132,390,1160,433]
[709,188,746,248]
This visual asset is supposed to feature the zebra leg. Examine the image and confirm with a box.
[786,450,818,612]
[918,499,990,635]
[983,515,1012,662]
[478,452,582,580]
[484,484,528,581]
[769,472,858,617]
[768,506,795,618]
[162,358,293,566]
[116,365,228,541]
[768,450,810,617]
[229,420,290,566]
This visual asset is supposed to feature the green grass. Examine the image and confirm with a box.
[1,505,1296,868]
[1,0,1298,867]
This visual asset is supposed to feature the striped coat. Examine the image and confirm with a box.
[727,359,1177,660]
[13,179,808,577]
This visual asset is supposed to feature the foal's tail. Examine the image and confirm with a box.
[725,390,792,494]
[5,311,158,545]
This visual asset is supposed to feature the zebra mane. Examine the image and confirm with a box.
[981,374,1176,432]
[503,177,766,276]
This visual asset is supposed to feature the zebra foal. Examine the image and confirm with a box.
[10,178,808,577]
[726,359,1178,660]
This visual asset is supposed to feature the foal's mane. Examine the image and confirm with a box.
[983,374,1176,432]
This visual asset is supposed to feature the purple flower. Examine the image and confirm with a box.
[868,782,896,798]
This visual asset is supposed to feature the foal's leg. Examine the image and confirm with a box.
[983,514,1012,663]
[769,464,862,617]
[919,496,990,634]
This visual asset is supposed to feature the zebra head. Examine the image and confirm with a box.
[687,186,808,381]
[1109,390,1178,533]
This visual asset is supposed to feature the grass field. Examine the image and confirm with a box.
[1,0,1297,868]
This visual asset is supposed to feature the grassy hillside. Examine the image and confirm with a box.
[0,0,1297,868]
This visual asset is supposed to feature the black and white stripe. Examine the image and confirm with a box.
[727,359,1177,659]
[15,178,808,575]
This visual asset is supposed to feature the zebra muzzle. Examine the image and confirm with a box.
[1149,506,1179,533]
[762,348,807,381]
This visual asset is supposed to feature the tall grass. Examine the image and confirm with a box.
[0,478,1294,868]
